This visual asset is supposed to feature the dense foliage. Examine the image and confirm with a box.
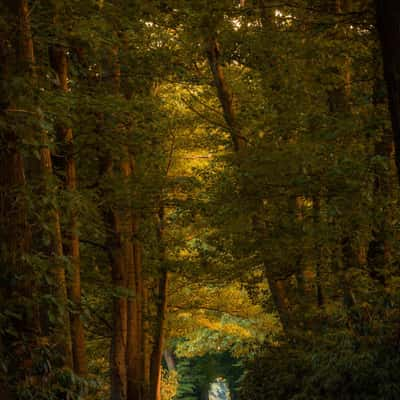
[1,1,400,400]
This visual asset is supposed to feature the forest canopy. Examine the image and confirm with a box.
[1,1,400,400]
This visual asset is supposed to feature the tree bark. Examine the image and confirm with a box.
[366,67,395,286]
[107,196,129,400]
[40,124,74,369]
[0,2,43,394]
[149,207,169,400]
[142,283,152,400]
[205,35,292,332]
[375,0,400,182]
[126,171,143,400]
[313,197,325,309]
[206,37,246,152]
[325,0,357,311]
[107,48,128,400]
[50,44,88,376]
[17,0,74,369]
[149,271,168,400]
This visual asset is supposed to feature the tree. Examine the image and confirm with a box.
[1,1,400,399]
[375,0,400,181]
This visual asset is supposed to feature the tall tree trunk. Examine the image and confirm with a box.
[149,207,169,400]
[126,169,143,400]
[17,0,74,368]
[375,0,400,182]
[107,47,128,400]
[149,272,168,400]
[205,35,292,332]
[0,2,43,394]
[206,37,246,152]
[324,0,357,311]
[40,127,74,369]
[313,197,325,309]
[50,44,88,375]
[366,65,396,286]
[136,238,146,400]
[109,210,128,400]
[142,283,152,400]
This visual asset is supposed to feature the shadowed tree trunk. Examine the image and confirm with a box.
[375,0,400,182]
[206,34,292,332]
[20,0,74,369]
[40,138,74,367]
[366,61,396,286]
[324,0,357,311]
[150,206,169,400]
[108,47,128,400]
[206,37,246,153]
[50,44,88,376]
[0,1,39,394]
[126,168,143,400]
[143,282,152,399]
